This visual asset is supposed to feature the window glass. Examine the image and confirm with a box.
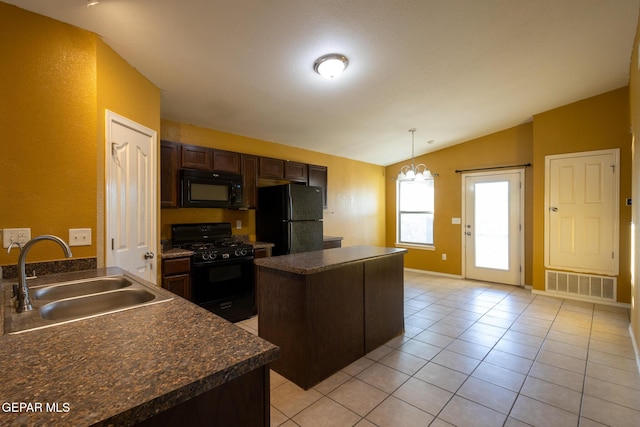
[397,179,434,245]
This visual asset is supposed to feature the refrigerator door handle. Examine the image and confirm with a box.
[287,221,293,254]
[287,187,294,221]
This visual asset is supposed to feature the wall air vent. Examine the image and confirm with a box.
[545,270,616,302]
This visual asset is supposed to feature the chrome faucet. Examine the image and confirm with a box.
[15,235,72,313]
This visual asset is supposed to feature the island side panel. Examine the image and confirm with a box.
[306,263,364,388]
[364,253,405,353]
[134,365,270,427]
[257,267,308,385]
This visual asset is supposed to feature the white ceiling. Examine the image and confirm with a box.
[6,0,640,166]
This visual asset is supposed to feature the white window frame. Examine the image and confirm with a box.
[396,178,435,249]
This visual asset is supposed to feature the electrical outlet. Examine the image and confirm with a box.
[69,228,91,247]
[442,253,447,261]
[3,228,31,248]
[236,220,242,229]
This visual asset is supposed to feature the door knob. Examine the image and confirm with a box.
[550,207,558,212]
[144,251,155,259]
[465,231,471,236]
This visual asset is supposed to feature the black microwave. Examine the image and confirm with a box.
[180,169,244,209]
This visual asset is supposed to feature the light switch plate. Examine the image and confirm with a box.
[3,228,31,248]
[69,228,91,246]
[451,218,461,224]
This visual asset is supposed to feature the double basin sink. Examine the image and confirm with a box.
[4,274,172,334]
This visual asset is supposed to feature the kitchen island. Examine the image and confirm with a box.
[255,246,406,389]
[0,267,279,427]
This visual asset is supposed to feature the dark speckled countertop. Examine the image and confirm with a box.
[160,247,194,259]
[0,268,279,427]
[254,245,407,275]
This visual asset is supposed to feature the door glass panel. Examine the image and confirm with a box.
[475,181,509,270]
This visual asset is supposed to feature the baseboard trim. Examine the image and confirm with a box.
[531,289,631,309]
[629,324,640,375]
[403,268,462,279]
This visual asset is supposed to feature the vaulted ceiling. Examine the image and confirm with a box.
[6,0,640,165]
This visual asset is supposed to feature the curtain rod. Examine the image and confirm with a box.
[454,163,531,174]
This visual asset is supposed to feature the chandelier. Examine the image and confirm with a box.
[397,128,433,181]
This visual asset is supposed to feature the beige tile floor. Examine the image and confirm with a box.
[237,270,640,426]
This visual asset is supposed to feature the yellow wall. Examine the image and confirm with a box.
[0,2,160,267]
[385,124,534,284]
[0,3,97,265]
[532,87,632,302]
[160,121,387,247]
[628,7,640,359]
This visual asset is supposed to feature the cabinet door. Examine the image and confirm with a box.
[259,157,284,179]
[163,274,191,300]
[181,144,212,170]
[161,140,180,208]
[308,164,328,208]
[284,161,308,183]
[213,149,242,174]
[242,154,258,208]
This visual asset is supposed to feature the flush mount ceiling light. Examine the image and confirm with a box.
[397,128,434,181]
[86,0,99,7]
[313,54,348,79]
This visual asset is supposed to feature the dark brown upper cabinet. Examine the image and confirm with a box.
[308,164,328,208]
[242,154,258,208]
[284,161,308,183]
[181,144,212,170]
[160,141,328,210]
[161,140,181,208]
[258,157,285,180]
[213,149,242,174]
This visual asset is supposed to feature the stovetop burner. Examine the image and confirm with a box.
[171,222,254,263]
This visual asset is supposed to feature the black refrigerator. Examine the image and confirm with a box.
[256,184,323,256]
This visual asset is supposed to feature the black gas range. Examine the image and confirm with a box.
[171,223,255,322]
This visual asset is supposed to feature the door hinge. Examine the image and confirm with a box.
[111,238,115,251]
[612,251,615,259]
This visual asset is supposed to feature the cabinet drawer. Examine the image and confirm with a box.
[163,257,191,275]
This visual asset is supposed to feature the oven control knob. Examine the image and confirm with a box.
[201,252,209,261]
[235,248,247,257]
[210,251,217,260]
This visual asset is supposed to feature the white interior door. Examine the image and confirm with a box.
[106,110,157,284]
[545,149,619,275]
[463,170,524,285]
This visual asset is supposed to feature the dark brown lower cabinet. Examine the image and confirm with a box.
[135,365,270,426]
[257,252,404,389]
[162,257,191,300]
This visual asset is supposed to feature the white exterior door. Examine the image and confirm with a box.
[545,149,619,276]
[463,170,524,286]
[106,111,157,284]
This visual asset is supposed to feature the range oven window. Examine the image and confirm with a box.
[191,259,254,303]
[190,182,229,202]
